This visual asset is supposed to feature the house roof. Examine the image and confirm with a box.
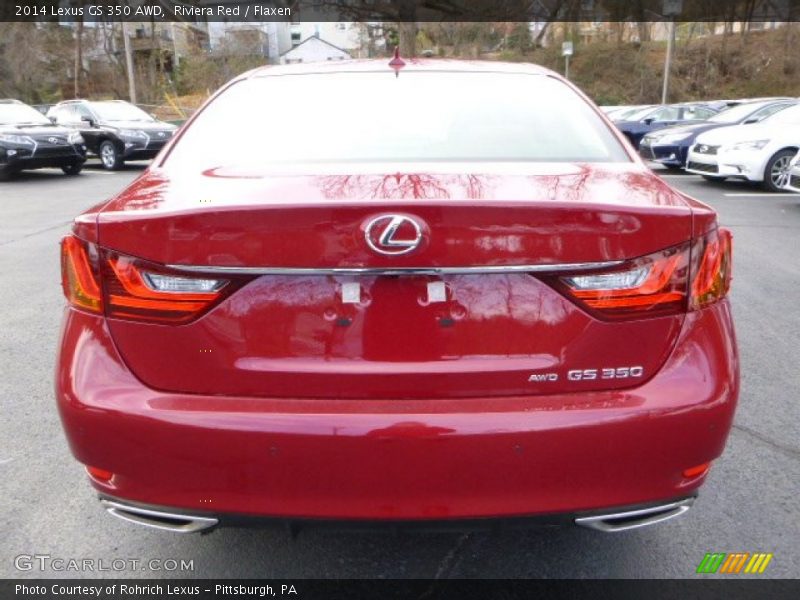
[280,36,352,59]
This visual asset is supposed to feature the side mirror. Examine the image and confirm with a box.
[48,116,56,124]
[743,118,758,124]
[643,118,655,125]
[80,116,95,127]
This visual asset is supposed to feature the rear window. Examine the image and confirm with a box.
[164,71,629,170]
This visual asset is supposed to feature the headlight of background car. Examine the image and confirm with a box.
[0,134,35,146]
[67,131,84,145]
[728,139,769,152]
[655,132,691,144]
[118,129,147,140]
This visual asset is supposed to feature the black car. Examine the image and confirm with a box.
[613,103,719,149]
[47,100,177,170]
[639,98,798,169]
[0,99,87,180]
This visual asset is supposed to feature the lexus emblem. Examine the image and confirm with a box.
[364,215,423,256]
[48,137,59,144]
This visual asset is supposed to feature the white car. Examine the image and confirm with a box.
[686,104,800,192]
[782,150,800,192]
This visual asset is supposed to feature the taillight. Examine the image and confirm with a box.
[555,242,691,320]
[61,237,239,324]
[61,236,102,313]
[551,227,732,321]
[690,227,733,309]
[103,253,231,324]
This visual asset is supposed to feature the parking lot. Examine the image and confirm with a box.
[1,164,798,579]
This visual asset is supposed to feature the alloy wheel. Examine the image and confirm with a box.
[771,155,792,189]
[101,144,116,169]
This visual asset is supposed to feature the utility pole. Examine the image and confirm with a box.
[661,19,675,104]
[562,41,573,80]
[74,17,83,98]
[661,0,682,104]
[122,21,137,104]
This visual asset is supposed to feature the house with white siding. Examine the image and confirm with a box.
[280,36,352,64]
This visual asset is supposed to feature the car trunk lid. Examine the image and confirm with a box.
[96,164,695,399]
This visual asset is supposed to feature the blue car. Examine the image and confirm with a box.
[638,98,798,169]
[614,103,719,149]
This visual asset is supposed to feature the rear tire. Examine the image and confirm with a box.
[762,149,796,193]
[61,163,83,176]
[99,141,123,170]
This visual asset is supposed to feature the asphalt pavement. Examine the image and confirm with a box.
[1,163,798,579]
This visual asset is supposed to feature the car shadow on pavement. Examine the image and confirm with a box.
[174,522,670,579]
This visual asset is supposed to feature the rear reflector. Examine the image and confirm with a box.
[60,236,102,313]
[86,466,114,483]
[682,462,711,478]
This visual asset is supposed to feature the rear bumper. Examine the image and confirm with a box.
[97,494,697,534]
[55,302,738,522]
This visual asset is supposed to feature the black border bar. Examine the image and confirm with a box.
[2,1,800,23]
[3,579,800,600]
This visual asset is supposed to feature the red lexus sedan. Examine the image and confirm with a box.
[56,60,738,534]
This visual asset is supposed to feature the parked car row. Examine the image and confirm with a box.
[606,98,800,192]
[0,98,177,179]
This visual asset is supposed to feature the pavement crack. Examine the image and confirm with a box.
[435,532,473,580]
[0,221,73,247]
[733,423,800,460]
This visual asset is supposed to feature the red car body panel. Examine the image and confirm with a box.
[55,61,739,526]
[57,300,737,519]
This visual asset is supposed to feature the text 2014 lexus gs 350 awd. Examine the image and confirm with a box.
[56,59,738,534]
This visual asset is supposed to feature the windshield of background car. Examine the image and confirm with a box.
[0,103,50,126]
[761,104,800,126]
[90,102,154,122]
[708,102,768,123]
[622,106,660,121]
[165,72,630,171]
[613,106,649,120]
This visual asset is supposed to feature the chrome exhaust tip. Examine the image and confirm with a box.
[574,497,694,532]
[100,499,218,534]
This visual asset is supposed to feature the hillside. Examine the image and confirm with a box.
[516,26,800,105]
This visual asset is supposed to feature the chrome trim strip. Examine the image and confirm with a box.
[574,498,694,533]
[101,499,218,534]
[164,260,623,277]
